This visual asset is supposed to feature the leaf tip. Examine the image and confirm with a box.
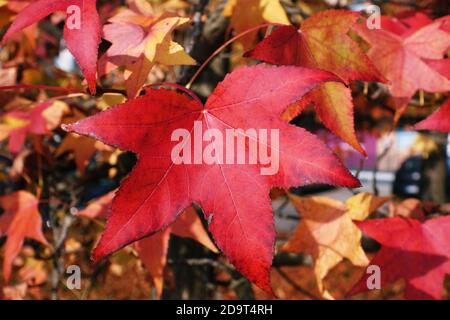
[347,175,362,189]
[91,246,105,264]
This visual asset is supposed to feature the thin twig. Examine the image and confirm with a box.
[372,140,393,195]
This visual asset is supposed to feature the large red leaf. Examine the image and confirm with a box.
[1,0,101,94]
[0,191,49,282]
[354,15,450,99]
[245,10,386,155]
[63,64,360,292]
[415,99,450,133]
[348,216,450,299]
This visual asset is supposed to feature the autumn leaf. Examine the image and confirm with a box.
[1,0,101,94]
[223,0,289,66]
[348,216,450,300]
[246,10,386,155]
[282,193,387,298]
[62,64,359,292]
[0,1,39,64]
[98,6,196,98]
[415,99,450,133]
[0,101,68,154]
[0,191,49,282]
[388,198,431,220]
[353,14,450,99]
[345,192,390,221]
[135,207,218,298]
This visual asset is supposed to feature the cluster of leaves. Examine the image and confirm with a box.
[0,0,449,300]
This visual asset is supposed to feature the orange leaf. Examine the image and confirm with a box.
[282,192,388,297]
[0,191,49,282]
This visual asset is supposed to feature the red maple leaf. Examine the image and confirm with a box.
[382,11,449,36]
[245,10,386,155]
[1,0,101,94]
[62,64,359,292]
[415,99,450,133]
[0,191,49,282]
[353,14,450,99]
[348,216,450,299]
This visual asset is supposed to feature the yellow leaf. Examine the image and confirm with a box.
[125,56,154,98]
[2,116,30,129]
[155,41,197,65]
[144,16,192,61]
[96,93,127,110]
[223,0,289,66]
[283,194,369,298]
[102,10,195,97]
[345,192,390,221]
[260,0,290,23]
